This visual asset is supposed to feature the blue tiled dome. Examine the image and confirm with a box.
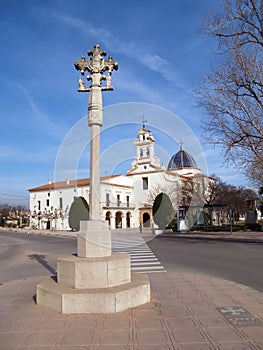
[167,149,197,170]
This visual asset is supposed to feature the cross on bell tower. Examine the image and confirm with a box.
[142,116,147,129]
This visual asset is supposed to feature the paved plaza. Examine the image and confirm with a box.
[1,229,263,349]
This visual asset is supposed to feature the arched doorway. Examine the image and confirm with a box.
[126,212,131,228]
[105,211,111,227]
[143,212,150,227]
[115,211,123,228]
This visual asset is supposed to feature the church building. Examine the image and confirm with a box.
[29,126,212,231]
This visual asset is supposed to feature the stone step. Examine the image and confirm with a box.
[37,272,150,314]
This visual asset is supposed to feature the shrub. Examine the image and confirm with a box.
[153,193,175,229]
[68,197,89,231]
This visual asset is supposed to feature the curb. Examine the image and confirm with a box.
[159,233,263,244]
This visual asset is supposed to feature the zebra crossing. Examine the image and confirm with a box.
[111,230,166,274]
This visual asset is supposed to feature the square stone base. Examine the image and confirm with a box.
[78,221,111,258]
[37,273,150,313]
[57,253,131,289]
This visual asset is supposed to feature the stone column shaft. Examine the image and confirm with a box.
[90,124,101,221]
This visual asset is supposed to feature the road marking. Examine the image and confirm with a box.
[217,306,263,327]
[112,232,166,274]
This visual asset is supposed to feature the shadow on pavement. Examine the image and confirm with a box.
[28,254,57,275]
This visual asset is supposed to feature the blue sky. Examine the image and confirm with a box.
[0,0,249,207]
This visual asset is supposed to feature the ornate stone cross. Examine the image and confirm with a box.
[74,44,118,220]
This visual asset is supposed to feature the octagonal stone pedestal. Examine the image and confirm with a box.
[36,221,150,313]
[37,272,150,314]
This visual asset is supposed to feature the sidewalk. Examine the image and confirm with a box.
[1,271,263,349]
[1,229,263,349]
[3,226,263,243]
[165,230,263,244]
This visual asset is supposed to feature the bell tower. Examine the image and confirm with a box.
[127,120,162,175]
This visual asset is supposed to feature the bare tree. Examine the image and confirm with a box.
[145,182,180,208]
[211,180,257,221]
[180,175,216,207]
[196,0,263,185]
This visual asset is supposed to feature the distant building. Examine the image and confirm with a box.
[29,127,213,230]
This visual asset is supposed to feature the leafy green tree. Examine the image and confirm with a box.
[68,197,89,231]
[153,193,175,229]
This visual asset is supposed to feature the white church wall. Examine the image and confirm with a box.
[29,126,213,231]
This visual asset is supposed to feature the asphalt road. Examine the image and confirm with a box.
[0,231,76,283]
[1,230,263,293]
[148,235,263,292]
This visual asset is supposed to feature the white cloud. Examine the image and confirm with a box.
[0,144,57,164]
[46,10,186,90]
[116,70,165,104]
[17,84,65,139]
[141,54,167,71]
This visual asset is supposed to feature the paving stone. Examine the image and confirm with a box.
[98,330,131,345]
[96,346,130,350]
[102,317,131,330]
[1,319,39,332]
[184,299,210,307]
[160,298,187,308]
[136,300,157,309]
[172,328,207,343]
[134,309,160,319]
[24,331,63,346]
[135,317,164,330]
[35,319,69,331]
[177,343,214,350]
[49,347,90,350]
[206,327,244,342]
[193,307,221,317]
[0,312,15,321]
[198,316,228,327]
[137,345,176,350]
[68,317,98,330]
[58,330,93,346]
[136,329,169,344]
[0,332,29,348]
[241,326,263,340]
[254,341,263,348]
[245,305,263,318]
[238,296,263,306]
[166,316,196,329]
[211,297,239,307]
[214,342,253,350]
[161,307,189,318]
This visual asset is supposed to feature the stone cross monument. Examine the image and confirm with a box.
[36,44,150,314]
[74,44,118,220]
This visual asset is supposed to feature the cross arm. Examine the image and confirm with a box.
[74,55,89,75]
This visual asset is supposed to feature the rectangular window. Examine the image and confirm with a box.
[126,195,130,207]
[117,194,121,207]
[59,197,63,209]
[38,201,41,211]
[142,177,148,190]
[46,199,50,207]
[106,193,110,206]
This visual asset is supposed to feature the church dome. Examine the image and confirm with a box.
[167,149,197,170]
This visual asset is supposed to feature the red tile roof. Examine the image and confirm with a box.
[28,175,122,192]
